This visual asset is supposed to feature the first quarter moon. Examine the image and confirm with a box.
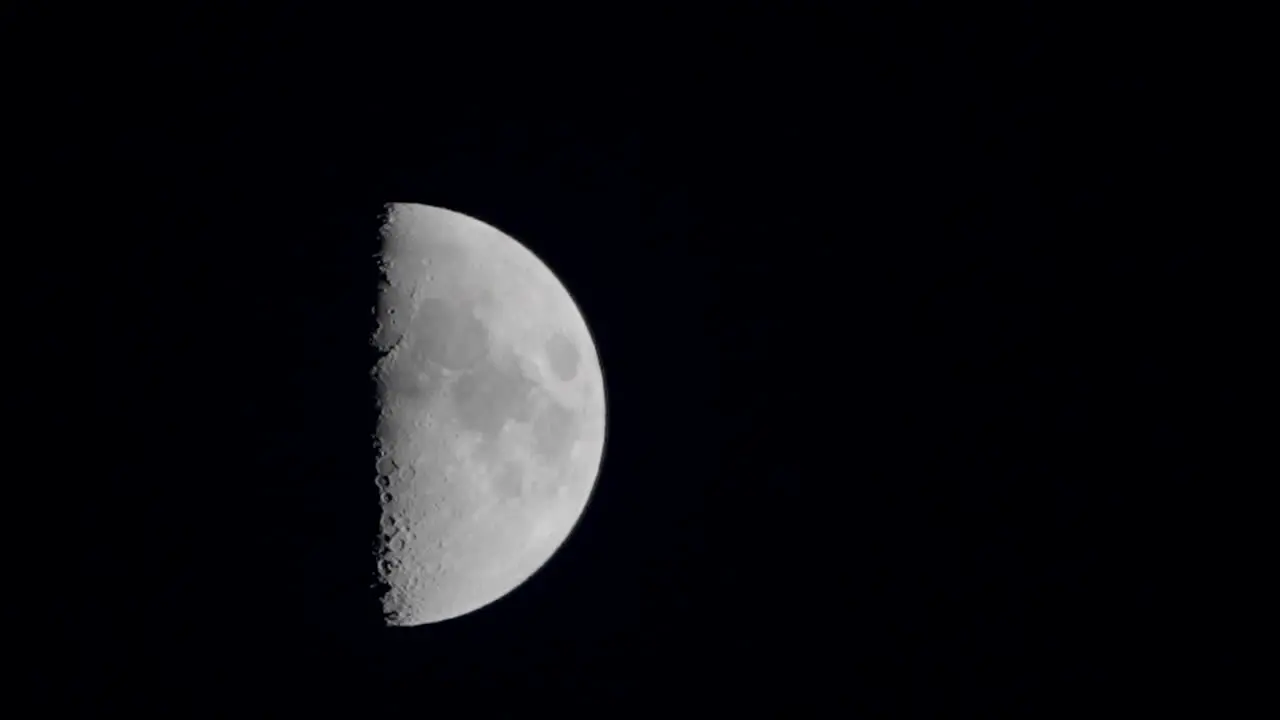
[371,203,606,626]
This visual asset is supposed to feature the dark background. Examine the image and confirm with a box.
[10,3,1241,716]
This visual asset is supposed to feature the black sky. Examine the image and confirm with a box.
[11,3,1239,716]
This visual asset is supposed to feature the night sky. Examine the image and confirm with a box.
[12,4,1238,716]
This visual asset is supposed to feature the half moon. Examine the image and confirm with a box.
[372,203,606,625]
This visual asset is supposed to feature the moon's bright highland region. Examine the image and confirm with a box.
[371,203,606,625]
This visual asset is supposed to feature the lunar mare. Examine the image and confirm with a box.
[373,203,605,625]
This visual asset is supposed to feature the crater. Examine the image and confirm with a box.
[375,455,398,476]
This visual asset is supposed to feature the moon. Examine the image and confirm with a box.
[371,203,606,625]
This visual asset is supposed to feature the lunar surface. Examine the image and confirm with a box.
[371,203,606,625]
